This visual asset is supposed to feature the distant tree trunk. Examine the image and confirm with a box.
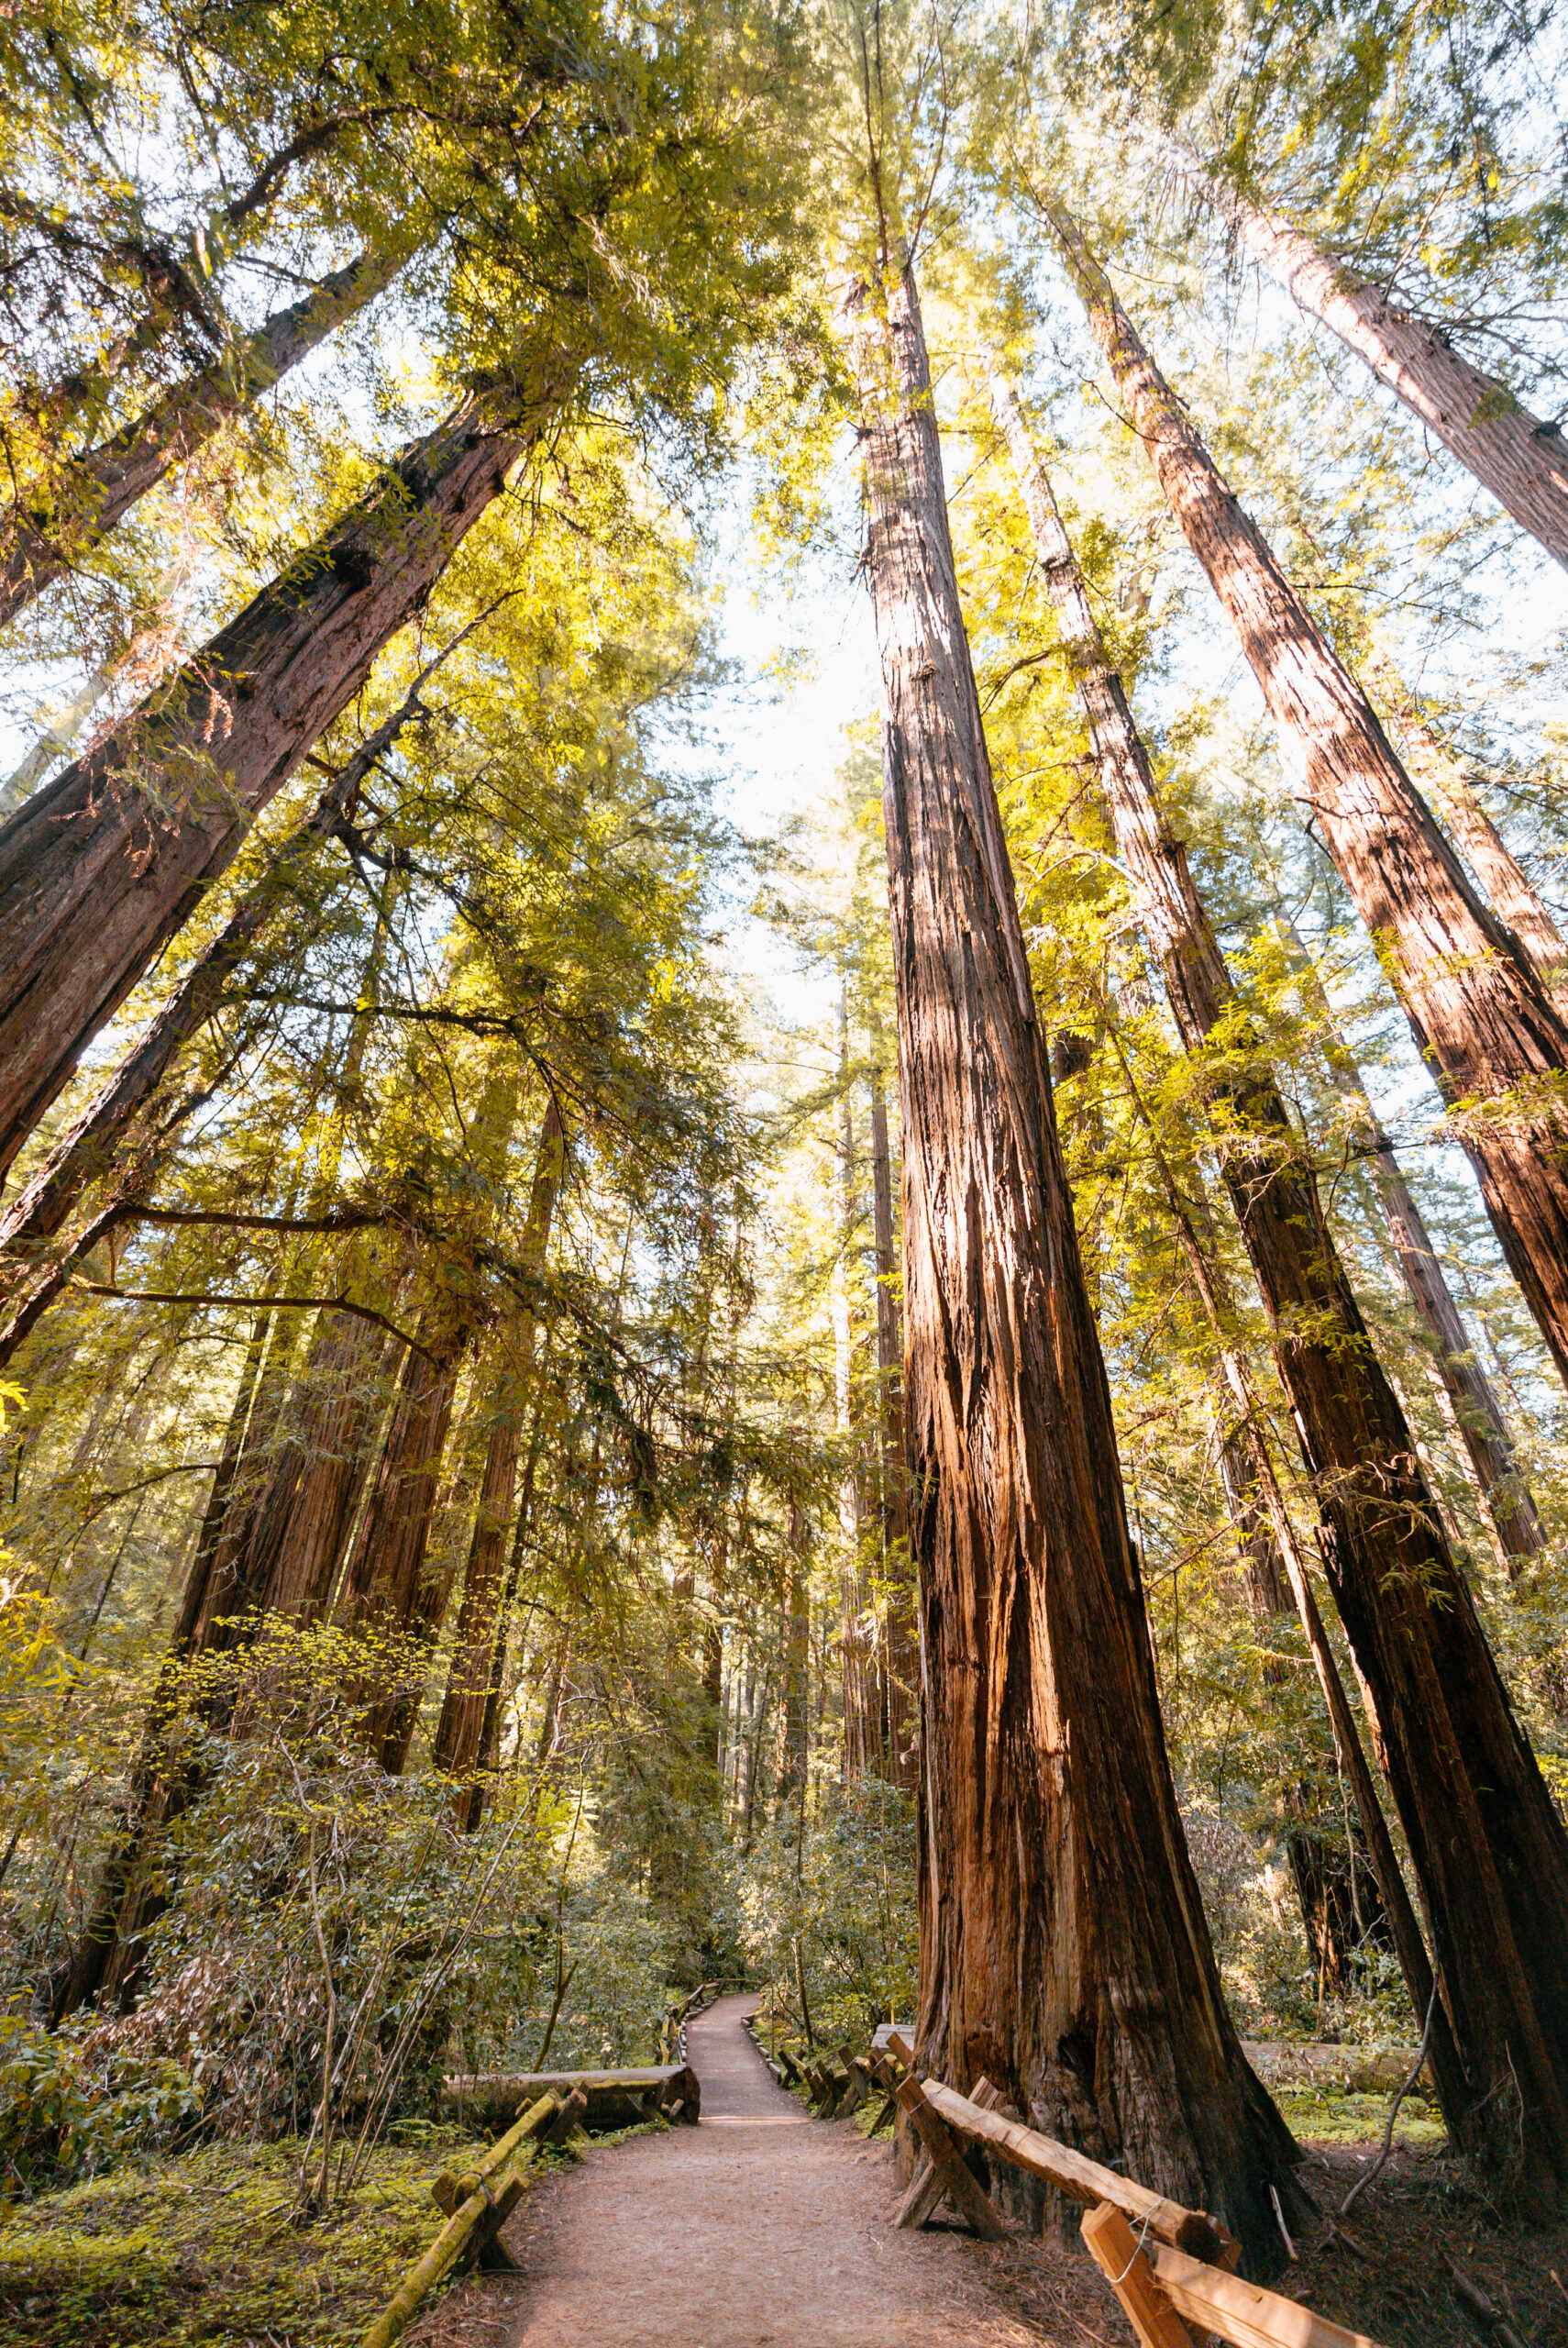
[431,1104,568,1811]
[1217,1433,1390,1991]
[868,1047,918,1791]
[775,1499,811,1820]
[0,249,399,628]
[0,377,559,1181]
[859,260,1299,2267]
[1367,658,1568,981]
[993,380,1568,2201]
[0,669,112,819]
[336,1311,466,1767]
[1270,906,1545,1568]
[1163,141,1568,570]
[1046,205,1568,1394]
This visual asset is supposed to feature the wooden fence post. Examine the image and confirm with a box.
[1084,2203,1197,2348]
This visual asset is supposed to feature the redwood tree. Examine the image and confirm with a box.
[1044,202,1568,1392]
[991,378,1568,2199]
[856,257,1300,2266]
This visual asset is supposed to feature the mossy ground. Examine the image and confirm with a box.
[0,2125,569,2347]
[1275,2082,1445,2148]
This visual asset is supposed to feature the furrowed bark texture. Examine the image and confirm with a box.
[1048,206,1568,1391]
[870,1053,920,1790]
[995,383,1568,2196]
[0,381,547,1180]
[860,264,1299,2273]
[0,249,398,627]
[432,1102,567,1796]
[0,696,414,1273]
[1165,143,1568,568]
[1271,909,1545,1566]
[1369,659,1568,984]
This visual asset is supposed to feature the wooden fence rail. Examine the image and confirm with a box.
[771,2025,1390,2348]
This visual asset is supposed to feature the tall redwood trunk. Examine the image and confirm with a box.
[1368,658,1567,981]
[869,1049,918,1791]
[431,1103,567,1805]
[1045,205,1568,1391]
[858,259,1298,2267]
[1165,141,1568,569]
[1270,908,1545,1567]
[0,695,415,1279]
[993,381,1568,2198]
[0,249,398,627]
[0,380,556,1180]
[833,984,872,1777]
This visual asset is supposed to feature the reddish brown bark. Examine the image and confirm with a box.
[1271,908,1545,1567]
[868,1051,918,1791]
[0,379,557,1181]
[1166,142,1568,570]
[995,385,1568,2198]
[1047,205,1568,1393]
[858,260,1298,2268]
[0,249,398,627]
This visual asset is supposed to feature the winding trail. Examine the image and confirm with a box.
[426,1992,1062,2347]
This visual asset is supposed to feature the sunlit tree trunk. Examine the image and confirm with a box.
[1366,657,1568,981]
[0,249,399,628]
[994,379,1568,2201]
[1162,140,1568,570]
[1046,205,1568,1394]
[0,378,559,1181]
[859,260,1298,2267]
[1269,907,1545,1568]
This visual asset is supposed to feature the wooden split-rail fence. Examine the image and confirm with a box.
[746,2017,1390,2348]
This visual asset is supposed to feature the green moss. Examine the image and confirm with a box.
[0,2128,538,2346]
[1276,2085,1447,2148]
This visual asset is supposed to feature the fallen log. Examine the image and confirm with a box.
[440,2064,700,2131]
[922,2078,1237,2267]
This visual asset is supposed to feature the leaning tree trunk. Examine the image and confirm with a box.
[858,259,1300,2270]
[0,249,398,628]
[1045,205,1568,1393]
[431,1102,567,1807]
[1162,140,1568,570]
[0,693,418,1283]
[1366,656,1568,983]
[992,379,1568,2201]
[0,374,559,1180]
[1269,906,1546,1567]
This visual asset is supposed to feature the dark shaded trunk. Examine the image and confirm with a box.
[994,380,1568,2202]
[0,376,558,1180]
[1271,908,1546,1568]
[858,260,1298,2270]
[868,1049,918,1792]
[774,1500,810,1819]
[431,1104,567,1808]
[834,985,873,1778]
[1165,142,1568,570]
[336,1312,466,1766]
[51,1308,272,2019]
[0,249,398,627]
[1046,205,1568,1394]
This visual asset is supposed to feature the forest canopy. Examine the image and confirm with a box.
[0,0,1566,2326]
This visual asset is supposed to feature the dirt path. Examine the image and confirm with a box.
[420,1992,1063,2348]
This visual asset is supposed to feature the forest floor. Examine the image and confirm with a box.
[4,1998,1565,2345]
[425,1994,1568,2348]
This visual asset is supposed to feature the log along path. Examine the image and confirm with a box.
[418,1991,1057,2348]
